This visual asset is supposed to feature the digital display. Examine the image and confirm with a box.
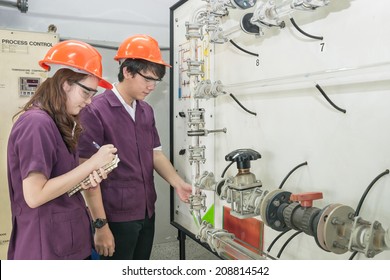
[19,77,41,97]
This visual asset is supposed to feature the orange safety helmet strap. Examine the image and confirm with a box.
[39,40,112,89]
[114,34,171,67]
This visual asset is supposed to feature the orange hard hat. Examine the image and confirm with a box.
[114,34,171,67]
[39,40,112,89]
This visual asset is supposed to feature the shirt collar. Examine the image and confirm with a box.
[112,82,136,110]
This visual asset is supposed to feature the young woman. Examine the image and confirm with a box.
[7,40,117,259]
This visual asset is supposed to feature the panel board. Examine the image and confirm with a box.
[171,0,390,260]
[0,29,59,259]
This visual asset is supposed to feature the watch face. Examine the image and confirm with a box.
[94,218,107,228]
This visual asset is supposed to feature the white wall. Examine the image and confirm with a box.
[0,0,180,47]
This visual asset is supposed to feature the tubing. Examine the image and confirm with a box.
[290,17,323,40]
[229,39,259,57]
[267,229,292,253]
[279,161,308,189]
[229,93,258,116]
[355,169,389,216]
[277,230,303,258]
[315,84,346,113]
[212,234,267,260]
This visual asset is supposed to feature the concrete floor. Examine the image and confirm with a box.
[150,237,220,260]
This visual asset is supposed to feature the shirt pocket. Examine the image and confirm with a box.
[50,208,90,257]
[103,181,141,213]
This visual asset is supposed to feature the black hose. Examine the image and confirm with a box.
[355,169,389,216]
[221,161,235,178]
[267,229,292,253]
[229,93,257,116]
[290,17,323,41]
[349,251,359,260]
[315,84,346,113]
[229,39,259,57]
[277,231,303,259]
[279,161,308,189]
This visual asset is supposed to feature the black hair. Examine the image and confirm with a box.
[118,59,166,82]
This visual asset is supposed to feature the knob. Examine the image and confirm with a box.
[225,148,261,169]
[290,192,323,207]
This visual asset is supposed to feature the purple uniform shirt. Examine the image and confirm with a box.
[7,109,92,259]
[78,90,160,222]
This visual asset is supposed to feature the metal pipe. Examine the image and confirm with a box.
[224,61,390,95]
[198,221,269,260]
[0,0,28,13]
[214,235,267,260]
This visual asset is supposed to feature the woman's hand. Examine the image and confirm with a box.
[81,167,108,190]
[90,144,117,170]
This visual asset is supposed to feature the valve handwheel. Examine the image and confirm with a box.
[290,192,323,207]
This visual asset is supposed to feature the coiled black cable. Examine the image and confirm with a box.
[277,231,303,259]
[349,169,389,260]
[315,84,346,113]
[221,161,235,178]
[290,17,323,41]
[349,251,359,260]
[229,93,257,116]
[266,229,292,253]
[279,161,308,189]
[229,39,259,57]
[355,169,389,216]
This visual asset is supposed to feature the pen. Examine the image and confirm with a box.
[92,141,101,149]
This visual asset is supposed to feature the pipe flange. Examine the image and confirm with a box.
[260,189,291,231]
[323,204,355,254]
[313,204,341,252]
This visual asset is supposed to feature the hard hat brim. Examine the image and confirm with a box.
[98,78,113,89]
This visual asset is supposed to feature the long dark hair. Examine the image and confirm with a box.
[13,68,88,152]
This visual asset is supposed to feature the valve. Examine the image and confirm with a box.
[348,217,390,258]
[221,148,263,218]
[283,192,323,236]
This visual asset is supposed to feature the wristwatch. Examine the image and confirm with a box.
[92,218,108,229]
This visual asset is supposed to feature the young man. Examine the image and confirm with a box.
[78,34,192,260]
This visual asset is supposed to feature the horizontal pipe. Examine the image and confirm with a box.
[0,0,28,13]
[224,61,390,95]
[215,236,268,260]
